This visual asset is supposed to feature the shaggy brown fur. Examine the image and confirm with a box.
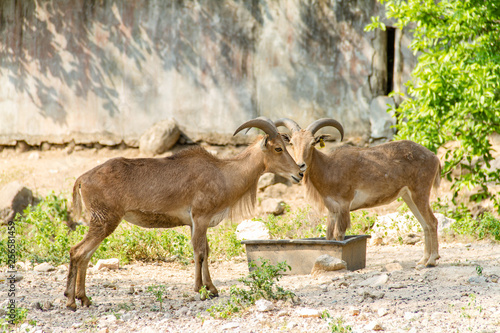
[65,119,302,311]
[277,119,441,268]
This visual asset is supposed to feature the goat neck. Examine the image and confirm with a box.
[222,140,266,198]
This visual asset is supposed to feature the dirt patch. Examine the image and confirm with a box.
[5,241,500,332]
[1,144,499,332]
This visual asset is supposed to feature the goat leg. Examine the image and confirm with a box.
[201,238,218,298]
[326,210,350,241]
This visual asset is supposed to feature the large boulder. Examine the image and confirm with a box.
[0,182,33,224]
[139,118,181,155]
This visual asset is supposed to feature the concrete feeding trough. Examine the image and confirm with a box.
[241,235,370,274]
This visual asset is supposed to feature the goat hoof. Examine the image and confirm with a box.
[200,291,218,301]
[66,303,77,312]
[79,296,92,307]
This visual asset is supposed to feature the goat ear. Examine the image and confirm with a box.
[280,133,291,143]
[260,135,269,151]
[314,134,331,147]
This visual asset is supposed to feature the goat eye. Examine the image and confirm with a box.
[275,147,283,152]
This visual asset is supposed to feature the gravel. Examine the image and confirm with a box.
[2,241,500,332]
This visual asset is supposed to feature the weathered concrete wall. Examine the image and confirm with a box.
[0,0,416,146]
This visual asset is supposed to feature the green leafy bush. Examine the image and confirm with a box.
[366,0,500,212]
[433,199,500,241]
[147,284,168,311]
[321,311,352,333]
[207,259,295,319]
[208,221,244,260]
[1,193,250,266]
[0,193,193,265]
[258,206,327,239]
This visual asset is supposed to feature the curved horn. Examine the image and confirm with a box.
[274,118,302,133]
[306,118,344,141]
[233,117,279,139]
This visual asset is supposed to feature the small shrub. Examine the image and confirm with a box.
[207,259,295,319]
[0,306,29,327]
[258,206,326,239]
[147,284,168,311]
[208,221,244,260]
[348,210,377,236]
[321,311,352,332]
[1,193,195,266]
[433,200,500,241]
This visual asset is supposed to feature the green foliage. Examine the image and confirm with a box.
[1,192,248,267]
[366,0,500,212]
[347,210,377,236]
[259,206,376,239]
[258,206,327,239]
[235,259,295,302]
[321,311,352,333]
[0,193,194,266]
[1,193,80,265]
[147,284,168,311]
[208,221,244,260]
[451,210,500,241]
[207,259,295,319]
[0,306,29,328]
[433,199,500,241]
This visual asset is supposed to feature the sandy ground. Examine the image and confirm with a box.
[1,143,500,332]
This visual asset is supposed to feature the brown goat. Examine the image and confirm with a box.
[65,117,302,310]
[276,118,441,267]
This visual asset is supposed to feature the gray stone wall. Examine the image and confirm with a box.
[0,0,416,146]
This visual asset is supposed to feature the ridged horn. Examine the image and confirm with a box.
[233,117,279,139]
[306,118,344,141]
[274,118,302,133]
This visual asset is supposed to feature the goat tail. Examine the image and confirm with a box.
[72,177,83,222]
[432,162,442,197]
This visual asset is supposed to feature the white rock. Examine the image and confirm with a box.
[235,220,270,240]
[350,307,360,316]
[468,276,488,284]
[296,308,321,318]
[404,312,421,321]
[28,152,40,160]
[221,322,240,330]
[94,258,120,270]
[378,308,389,317]
[34,262,56,272]
[356,274,389,287]
[255,299,274,312]
[121,313,133,321]
[257,173,291,190]
[177,306,189,316]
[435,213,456,237]
[364,320,384,331]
